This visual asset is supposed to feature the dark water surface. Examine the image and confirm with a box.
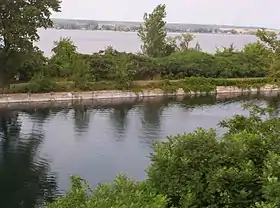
[1,94,280,208]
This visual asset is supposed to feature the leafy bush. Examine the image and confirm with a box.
[27,75,58,93]
[215,51,270,78]
[42,36,274,87]
[147,104,280,208]
[5,30,279,92]
[46,175,167,208]
[8,74,59,93]
[10,74,59,93]
[158,51,218,79]
[48,37,81,78]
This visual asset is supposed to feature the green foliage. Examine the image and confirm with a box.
[256,29,280,55]
[174,33,196,52]
[113,55,135,89]
[21,48,48,81]
[81,47,272,82]
[27,74,58,93]
[214,44,269,78]
[46,175,167,208]
[138,4,169,57]
[159,51,218,78]
[216,43,238,54]
[94,49,136,89]
[0,0,61,85]
[0,0,60,51]
[71,56,95,91]
[243,41,273,58]
[256,29,280,78]
[148,104,280,207]
[0,47,47,84]
[0,2,278,93]
[48,37,79,78]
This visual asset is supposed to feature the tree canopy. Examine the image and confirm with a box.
[0,0,61,85]
[137,4,168,57]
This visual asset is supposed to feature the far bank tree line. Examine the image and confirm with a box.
[1,3,280,92]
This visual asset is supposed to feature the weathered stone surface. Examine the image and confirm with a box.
[0,85,279,104]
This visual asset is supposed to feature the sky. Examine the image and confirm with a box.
[52,0,280,29]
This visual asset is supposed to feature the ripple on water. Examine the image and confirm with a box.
[0,94,280,207]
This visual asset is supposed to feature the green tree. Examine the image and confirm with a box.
[256,29,280,78]
[176,33,195,51]
[0,0,61,85]
[166,33,195,52]
[113,54,135,89]
[48,37,94,85]
[138,4,168,57]
[48,37,77,78]
[215,43,238,55]
[243,41,272,57]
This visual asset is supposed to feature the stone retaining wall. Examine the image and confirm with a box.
[0,84,279,104]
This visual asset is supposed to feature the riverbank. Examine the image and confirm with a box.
[0,84,279,105]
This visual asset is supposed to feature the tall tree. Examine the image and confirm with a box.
[256,29,280,78]
[137,4,168,57]
[0,0,61,85]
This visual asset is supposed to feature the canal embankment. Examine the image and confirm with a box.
[0,84,279,105]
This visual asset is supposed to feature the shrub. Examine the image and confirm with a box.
[27,75,58,93]
[46,175,167,208]
[158,51,218,79]
[147,104,280,208]
[215,51,270,78]
[48,37,80,78]
[71,55,95,91]
[9,75,58,93]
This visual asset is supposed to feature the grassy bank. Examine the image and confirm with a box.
[4,77,278,94]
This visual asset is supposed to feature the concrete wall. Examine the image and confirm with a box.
[0,84,279,104]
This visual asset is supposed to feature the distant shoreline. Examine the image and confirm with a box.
[51,18,273,30]
[44,28,258,36]
[51,18,279,36]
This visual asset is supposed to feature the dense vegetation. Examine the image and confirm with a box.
[2,32,279,93]
[1,3,280,93]
[46,104,280,208]
[2,1,280,208]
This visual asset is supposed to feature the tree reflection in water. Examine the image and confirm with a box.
[73,105,91,134]
[109,103,134,141]
[0,110,58,208]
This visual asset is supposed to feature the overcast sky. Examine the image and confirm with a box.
[52,0,280,29]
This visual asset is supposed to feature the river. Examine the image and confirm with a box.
[0,93,280,208]
[36,29,259,56]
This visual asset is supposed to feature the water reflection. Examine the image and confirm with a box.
[108,102,134,141]
[0,110,58,208]
[73,106,92,135]
[0,94,279,208]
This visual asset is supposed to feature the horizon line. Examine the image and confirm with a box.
[51,17,275,30]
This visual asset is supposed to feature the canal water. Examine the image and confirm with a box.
[0,94,279,208]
